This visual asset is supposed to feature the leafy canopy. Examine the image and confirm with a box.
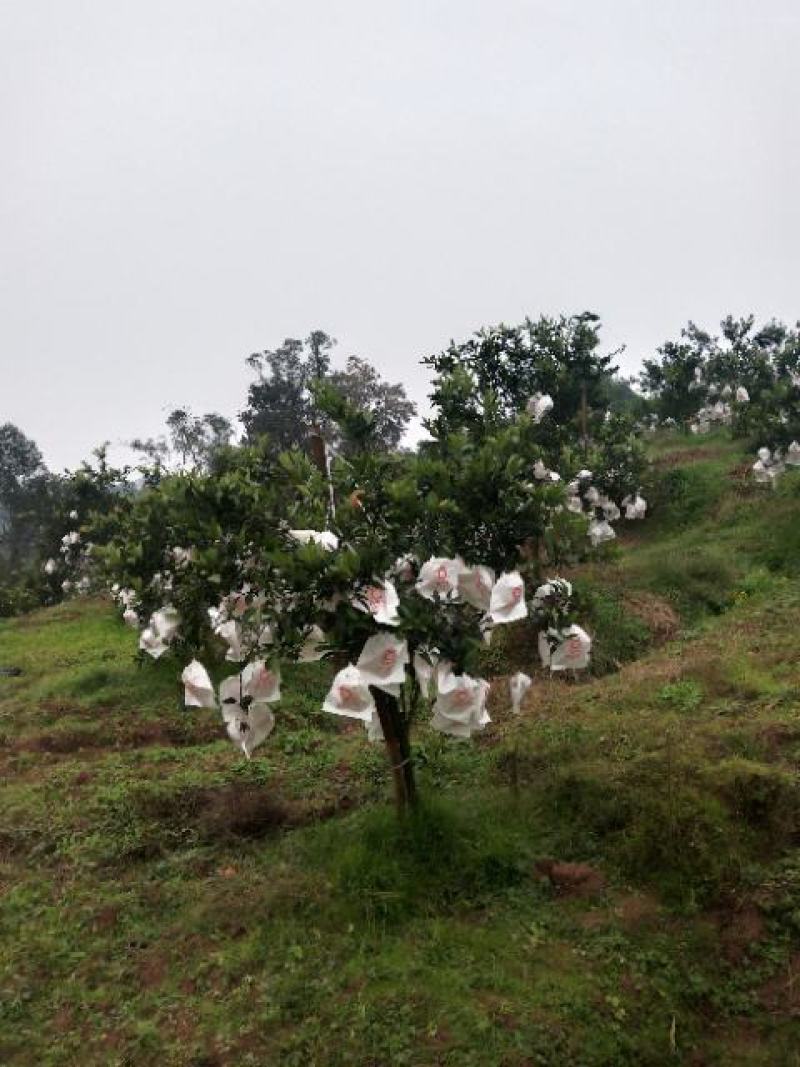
[422,312,618,439]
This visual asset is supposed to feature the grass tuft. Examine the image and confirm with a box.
[310,794,533,924]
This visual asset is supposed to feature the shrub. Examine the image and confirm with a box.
[752,473,800,576]
[639,546,740,620]
[573,581,651,675]
[642,464,726,529]
[0,581,40,618]
[615,779,738,904]
[658,681,703,714]
[708,759,800,847]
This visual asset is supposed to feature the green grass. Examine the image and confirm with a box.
[1,435,800,1065]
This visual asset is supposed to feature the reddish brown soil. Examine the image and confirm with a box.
[535,860,606,898]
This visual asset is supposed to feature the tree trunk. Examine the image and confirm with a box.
[372,687,417,814]
[308,427,327,475]
[580,382,589,458]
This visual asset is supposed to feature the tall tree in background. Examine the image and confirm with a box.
[130,409,234,472]
[240,330,416,455]
[328,357,416,453]
[0,423,45,501]
[0,424,48,567]
[240,332,334,452]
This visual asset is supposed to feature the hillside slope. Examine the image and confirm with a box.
[1,434,799,1066]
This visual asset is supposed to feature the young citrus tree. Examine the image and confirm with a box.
[88,404,587,813]
[420,314,649,558]
[423,313,617,438]
[640,316,797,438]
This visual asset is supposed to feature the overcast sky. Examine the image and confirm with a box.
[1,1,798,471]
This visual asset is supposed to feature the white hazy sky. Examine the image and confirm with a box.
[1,0,798,470]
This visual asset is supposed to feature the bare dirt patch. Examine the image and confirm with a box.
[613,654,683,689]
[623,592,681,643]
[7,717,221,756]
[535,860,606,898]
[712,904,766,964]
[39,698,89,716]
[137,953,169,989]
[193,781,358,842]
[759,952,800,1016]
[197,784,295,840]
[11,612,80,630]
[92,905,120,932]
[11,730,104,754]
[758,724,800,760]
[615,892,662,931]
[576,908,611,931]
[51,1005,76,1035]
[653,446,728,469]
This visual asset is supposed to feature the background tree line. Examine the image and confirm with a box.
[8,309,790,616]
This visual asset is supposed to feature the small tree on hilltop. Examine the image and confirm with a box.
[639,323,712,429]
[744,323,800,452]
[420,313,647,556]
[423,312,618,445]
[641,316,795,435]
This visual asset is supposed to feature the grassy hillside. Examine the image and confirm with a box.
[1,434,800,1066]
